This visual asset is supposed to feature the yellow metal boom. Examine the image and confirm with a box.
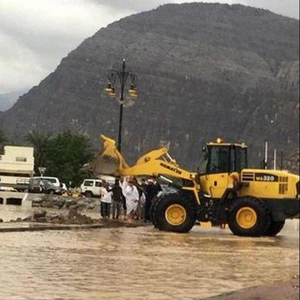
[90,135,196,182]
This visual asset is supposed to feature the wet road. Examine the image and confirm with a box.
[0,206,299,300]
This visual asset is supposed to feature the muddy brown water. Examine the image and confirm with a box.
[0,205,299,300]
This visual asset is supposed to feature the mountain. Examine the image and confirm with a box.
[0,3,299,170]
[0,88,30,111]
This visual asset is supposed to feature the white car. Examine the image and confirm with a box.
[80,179,103,197]
[33,176,60,188]
[60,183,68,193]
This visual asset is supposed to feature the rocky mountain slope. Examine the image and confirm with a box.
[0,88,30,111]
[0,3,299,170]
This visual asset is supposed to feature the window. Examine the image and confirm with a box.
[207,146,230,173]
[95,181,102,187]
[235,147,247,172]
[84,180,93,187]
[46,178,57,184]
[198,158,208,174]
[32,179,41,186]
[16,157,27,162]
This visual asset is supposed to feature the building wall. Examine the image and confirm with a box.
[0,146,34,175]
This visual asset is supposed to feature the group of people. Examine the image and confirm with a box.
[99,176,163,222]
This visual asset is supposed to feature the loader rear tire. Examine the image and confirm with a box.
[228,197,270,237]
[153,193,196,233]
[265,220,285,236]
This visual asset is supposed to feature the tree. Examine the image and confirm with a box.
[45,131,94,187]
[0,129,8,151]
[24,130,52,175]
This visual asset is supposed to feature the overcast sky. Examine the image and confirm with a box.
[0,0,299,94]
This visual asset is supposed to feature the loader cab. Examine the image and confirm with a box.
[198,139,248,198]
[199,139,248,175]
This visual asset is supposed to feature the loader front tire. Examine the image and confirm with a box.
[228,197,270,237]
[153,193,196,233]
[151,196,160,228]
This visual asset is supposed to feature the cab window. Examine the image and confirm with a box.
[235,147,247,171]
[207,146,230,173]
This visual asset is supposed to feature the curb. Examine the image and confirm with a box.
[0,223,105,233]
[0,221,150,233]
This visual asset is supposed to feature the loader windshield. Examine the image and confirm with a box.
[207,146,230,173]
[198,158,208,174]
[199,144,248,175]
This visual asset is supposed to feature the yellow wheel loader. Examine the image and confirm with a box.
[91,135,300,237]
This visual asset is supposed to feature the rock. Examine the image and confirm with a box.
[76,200,87,209]
[0,218,3,222]
[68,204,78,211]
[58,214,66,223]
[36,217,48,223]
[54,199,66,208]
[32,198,43,207]
[48,199,65,209]
[65,198,78,208]
[41,200,52,208]
[33,209,47,219]
[87,203,96,209]
[51,218,61,224]
[68,208,94,224]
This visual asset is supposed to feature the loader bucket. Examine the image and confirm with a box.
[90,135,129,175]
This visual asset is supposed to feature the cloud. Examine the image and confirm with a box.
[89,0,299,19]
[0,0,298,94]
[0,0,132,92]
[240,0,298,19]
[0,31,48,92]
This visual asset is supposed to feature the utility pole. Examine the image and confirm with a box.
[262,140,268,169]
[273,148,277,170]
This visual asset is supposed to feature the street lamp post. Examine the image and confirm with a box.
[105,59,137,152]
[117,60,125,152]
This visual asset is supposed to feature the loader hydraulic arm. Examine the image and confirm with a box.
[118,151,196,181]
[91,135,196,182]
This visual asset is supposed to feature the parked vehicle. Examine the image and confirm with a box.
[80,179,103,197]
[60,182,68,193]
[33,176,60,188]
[0,186,18,192]
[28,178,63,195]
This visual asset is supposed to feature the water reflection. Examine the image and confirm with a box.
[0,222,298,300]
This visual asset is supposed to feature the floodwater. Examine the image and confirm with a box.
[0,205,299,300]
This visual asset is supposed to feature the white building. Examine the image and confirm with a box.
[0,146,34,188]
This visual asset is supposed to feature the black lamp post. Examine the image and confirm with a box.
[105,59,137,152]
